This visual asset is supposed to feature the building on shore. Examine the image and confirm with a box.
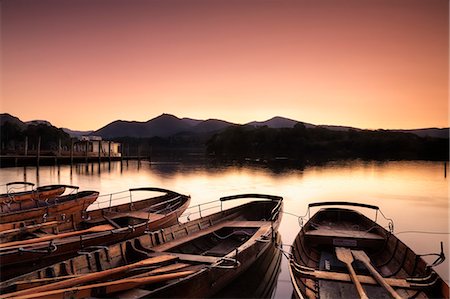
[73,136,121,157]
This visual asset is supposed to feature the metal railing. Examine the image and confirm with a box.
[179,194,283,223]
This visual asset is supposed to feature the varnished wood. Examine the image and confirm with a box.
[335,247,369,299]
[0,225,114,249]
[352,250,403,299]
[4,255,178,297]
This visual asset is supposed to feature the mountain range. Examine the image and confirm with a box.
[1,113,448,139]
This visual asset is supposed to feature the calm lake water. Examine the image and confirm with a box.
[0,160,448,297]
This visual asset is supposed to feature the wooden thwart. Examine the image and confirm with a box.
[295,267,413,288]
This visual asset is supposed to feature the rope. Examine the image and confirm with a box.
[395,231,450,235]
[276,243,293,260]
[212,230,254,240]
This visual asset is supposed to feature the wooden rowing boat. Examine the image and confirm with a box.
[0,188,97,225]
[288,202,449,299]
[0,193,283,298]
[0,182,66,204]
[0,187,190,280]
[213,232,282,298]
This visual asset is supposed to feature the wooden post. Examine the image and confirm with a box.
[36,136,41,167]
[70,139,74,166]
[138,144,141,164]
[24,136,28,156]
[85,140,88,163]
[108,141,111,162]
[98,140,101,163]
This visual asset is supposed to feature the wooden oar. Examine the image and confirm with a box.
[3,254,178,298]
[352,250,403,299]
[0,221,61,240]
[7,270,194,299]
[335,247,369,299]
[0,225,114,250]
[4,263,191,293]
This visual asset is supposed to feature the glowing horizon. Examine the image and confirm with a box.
[1,0,448,131]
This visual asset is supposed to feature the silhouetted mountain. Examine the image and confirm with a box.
[62,128,94,138]
[0,113,26,129]
[181,117,203,127]
[2,112,448,140]
[26,120,52,126]
[318,125,360,132]
[94,114,193,138]
[94,114,233,138]
[247,116,308,128]
[394,128,449,139]
[192,119,234,133]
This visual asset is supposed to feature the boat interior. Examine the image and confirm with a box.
[291,206,447,299]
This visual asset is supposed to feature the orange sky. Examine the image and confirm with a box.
[1,0,448,131]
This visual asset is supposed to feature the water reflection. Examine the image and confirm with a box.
[0,160,448,295]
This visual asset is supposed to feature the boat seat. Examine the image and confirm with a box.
[306,228,384,240]
[305,227,384,248]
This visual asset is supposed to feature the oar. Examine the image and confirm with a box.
[0,224,114,250]
[335,247,369,299]
[5,263,191,293]
[352,250,403,299]
[0,221,61,240]
[3,254,178,298]
[6,270,194,299]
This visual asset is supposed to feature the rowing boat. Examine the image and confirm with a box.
[288,202,449,299]
[0,193,282,298]
[213,232,282,298]
[0,182,66,204]
[0,187,190,280]
[0,187,97,225]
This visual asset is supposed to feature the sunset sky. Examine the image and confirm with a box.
[1,0,448,131]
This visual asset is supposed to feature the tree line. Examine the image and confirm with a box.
[206,124,449,163]
[1,122,71,154]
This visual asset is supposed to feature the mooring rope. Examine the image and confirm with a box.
[395,231,450,235]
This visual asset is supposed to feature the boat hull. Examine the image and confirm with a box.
[0,191,98,224]
[0,185,66,204]
[289,205,449,299]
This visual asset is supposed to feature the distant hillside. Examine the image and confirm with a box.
[394,128,449,139]
[247,116,307,128]
[191,119,234,133]
[26,120,52,126]
[94,114,235,138]
[1,112,448,140]
[62,128,94,138]
[0,113,26,129]
[94,114,192,138]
